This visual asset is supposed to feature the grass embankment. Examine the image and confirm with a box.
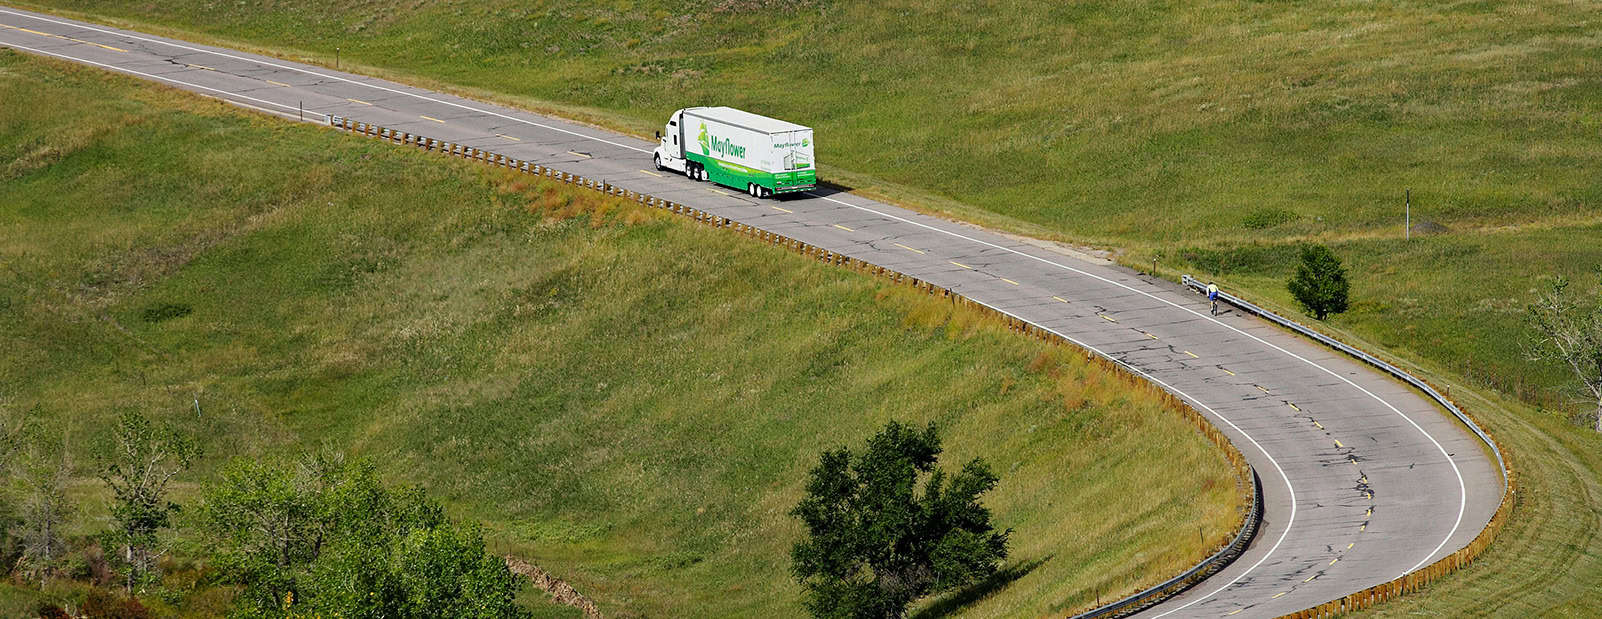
[12,0,1602,611]
[0,50,1241,617]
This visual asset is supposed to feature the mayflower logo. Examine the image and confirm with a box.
[697,122,748,159]
[802,137,809,147]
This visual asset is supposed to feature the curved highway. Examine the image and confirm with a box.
[0,7,1503,616]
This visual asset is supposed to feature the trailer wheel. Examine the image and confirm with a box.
[685,164,697,180]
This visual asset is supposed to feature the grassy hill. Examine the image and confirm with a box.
[0,50,1241,617]
[10,0,1602,612]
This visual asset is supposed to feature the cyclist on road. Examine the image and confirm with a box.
[1207,281,1220,316]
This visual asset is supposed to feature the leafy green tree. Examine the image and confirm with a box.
[96,411,198,595]
[197,452,527,618]
[791,421,1010,619]
[13,436,74,588]
[1287,244,1351,320]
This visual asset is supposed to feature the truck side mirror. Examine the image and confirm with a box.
[655,130,661,139]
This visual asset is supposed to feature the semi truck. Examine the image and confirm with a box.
[653,106,816,198]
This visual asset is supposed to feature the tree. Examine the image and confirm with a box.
[12,437,74,588]
[1527,275,1602,432]
[1287,244,1350,320]
[791,421,1010,618]
[197,452,527,618]
[96,411,199,595]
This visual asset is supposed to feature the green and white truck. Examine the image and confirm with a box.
[654,106,815,198]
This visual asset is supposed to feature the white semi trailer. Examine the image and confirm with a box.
[653,106,816,198]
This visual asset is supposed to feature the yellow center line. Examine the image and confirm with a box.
[343,97,370,105]
[1184,350,1199,359]
[894,243,925,254]
[1145,332,1158,339]
[1334,439,1344,449]
[1220,367,1236,376]
[265,79,291,87]
[1271,592,1287,599]
[1367,508,1373,517]
[1053,296,1070,303]
[1314,420,1324,429]
[1360,523,1366,531]
[1256,384,1270,393]
[1347,542,1355,550]
[420,115,445,123]
[950,261,973,269]
[1329,558,1340,566]
[707,188,731,196]
[2,24,132,52]
[1100,314,1118,323]
[833,224,854,232]
[1304,574,1318,583]
[1360,475,1368,484]
[639,169,663,178]
[1000,278,1019,286]
[92,42,128,52]
[496,133,522,141]
[1226,610,1243,616]
[770,206,793,214]
[1366,491,1373,499]
[568,150,591,158]
[1289,402,1301,411]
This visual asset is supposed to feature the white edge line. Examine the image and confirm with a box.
[0,40,324,121]
[3,3,1468,595]
[0,8,651,154]
[964,295,1297,618]
[801,191,1468,596]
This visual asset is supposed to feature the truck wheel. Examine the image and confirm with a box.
[686,164,697,180]
[748,183,757,198]
[654,154,663,171]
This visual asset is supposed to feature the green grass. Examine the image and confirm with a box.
[0,50,1240,617]
[11,0,1602,611]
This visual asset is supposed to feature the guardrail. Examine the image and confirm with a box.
[1068,470,1263,619]
[1181,275,1517,618]
[321,114,1265,619]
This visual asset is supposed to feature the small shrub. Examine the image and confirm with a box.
[1241,207,1296,230]
[138,302,191,323]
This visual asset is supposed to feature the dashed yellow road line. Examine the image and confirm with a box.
[1329,558,1340,566]
[706,188,731,196]
[496,133,522,141]
[893,242,924,254]
[2,24,127,51]
[1053,296,1070,303]
[1256,384,1271,394]
[770,205,793,214]
[265,79,291,87]
[1314,420,1324,430]
[1347,542,1355,550]
[833,224,854,232]
[1366,507,1373,517]
[1304,574,1318,583]
[639,169,662,178]
[567,150,590,158]
[1145,332,1158,339]
[1100,314,1118,323]
[950,261,973,269]
[1000,278,1019,286]
[1360,523,1367,531]
[1334,439,1344,449]
[1226,609,1243,616]
[420,115,445,123]
[1184,350,1199,359]
[345,97,371,105]
[1220,366,1236,376]
[1271,592,1287,599]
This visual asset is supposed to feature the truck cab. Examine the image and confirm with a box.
[653,108,696,178]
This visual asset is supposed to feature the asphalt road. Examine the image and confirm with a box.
[1,7,1504,616]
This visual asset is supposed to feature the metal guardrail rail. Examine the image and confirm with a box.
[318,115,1265,619]
[1067,470,1263,619]
[1180,275,1517,618]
